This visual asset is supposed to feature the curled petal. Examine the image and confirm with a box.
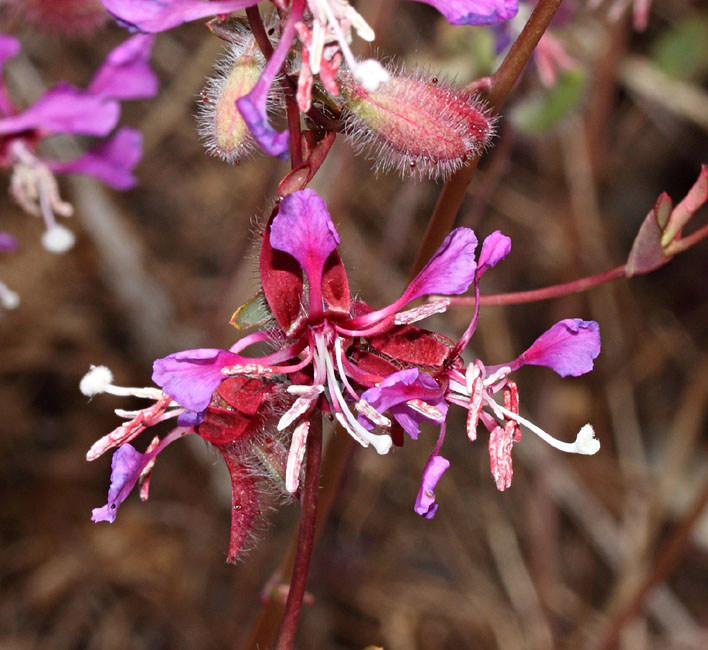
[477,230,511,278]
[0,82,119,136]
[236,95,289,158]
[88,34,158,100]
[410,0,518,25]
[47,128,143,189]
[101,0,260,33]
[359,368,446,440]
[152,348,241,412]
[512,319,601,377]
[414,454,450,519]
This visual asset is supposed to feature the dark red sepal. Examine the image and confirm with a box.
[260,209,305,336]
[216,447,260,563]
[322,249,350,316]
[368,325,454,368]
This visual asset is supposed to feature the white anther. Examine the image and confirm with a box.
[465,363,481,394]
[286,420,310,493]
[355,399,391,428]
[483,366,511,388]
[42,224,75,254]
[394,298,450,325]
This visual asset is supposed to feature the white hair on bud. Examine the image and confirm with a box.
[80,365,114,396]
[41,224,75,254]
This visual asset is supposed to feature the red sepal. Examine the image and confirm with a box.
[217,447,260,563]
[260,209,305,335]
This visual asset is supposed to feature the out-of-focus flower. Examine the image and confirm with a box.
[0,34,157,252]
[1,0,108,36]
[409,0,518,26]
[0,230,19,310]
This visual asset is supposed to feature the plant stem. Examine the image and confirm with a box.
[274,415,323,650]
[443,265,626,308]
[411,0,563,275]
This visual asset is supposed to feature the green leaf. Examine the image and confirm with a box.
[651,14,708,83]
[510,68,586,134]
[230,291,272,330]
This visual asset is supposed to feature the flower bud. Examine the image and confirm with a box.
[198,36,266,164]
[339,66,495,179]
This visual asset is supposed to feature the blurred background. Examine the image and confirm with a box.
[1,1,707,648]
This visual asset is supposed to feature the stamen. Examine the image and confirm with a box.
[278,387,323,431]
[286,420,310,493]
[465,362,481,394]
[221,363,274,378]
[491,401,600,455]
[355,399,391,428]
[394,298,450,325]
[483,366,511,388]
[317,335,392,454]
[407,398,444,421]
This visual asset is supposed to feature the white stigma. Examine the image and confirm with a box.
[80,365,114,396]
[353,59,390,92]
[492,401,601,455]
[42,224,75,254]
[0,281,20,310]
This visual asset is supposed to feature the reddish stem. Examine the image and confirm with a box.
[443,265,626,308]
[666,220,708,255]
[274,415,323,650]
[411,0,563,276]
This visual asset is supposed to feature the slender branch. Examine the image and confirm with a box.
[441,265,626,308]
[593,475,708,650]
[411,0,563,276]
[666,220,708,255]
[274,415,323,650]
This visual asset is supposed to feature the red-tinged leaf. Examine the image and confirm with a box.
[626,193,673,277]
[662,164,708,246]
[368,324,454,368]
[277,131,337,198]
[322,249,350,316]
[217,447,260,563]
[260,209,305,335]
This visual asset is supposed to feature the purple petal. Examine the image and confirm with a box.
[101,0,260,33]
[359,368,447,440]
[177,409,205,427]
[477,230,511,278]
[91,443,151,523]
[0,231,18,253]
[414,454,450,519]
[270,189,340,307]
[512,319,601,377]
[235,0,301,157]
[410,0,518,25]
[47,128,143,190]
[152,348,241,412]
[0,34,20,67]
[404,228,478,301]
[0,83,119,136]
[88,34,158,100]
[237,95,289,159]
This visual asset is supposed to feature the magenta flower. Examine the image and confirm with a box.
[410,0,518,25]
[0,33,157,251]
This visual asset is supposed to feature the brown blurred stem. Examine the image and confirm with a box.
[594,475,708,650]
[411,0,563,275]
[274,416,323,650]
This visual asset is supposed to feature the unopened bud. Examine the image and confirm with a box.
[198,37,266,164]
[339,66,495,179]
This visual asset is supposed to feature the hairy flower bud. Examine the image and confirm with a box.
[339,66,495,179]
[198,35,267,164]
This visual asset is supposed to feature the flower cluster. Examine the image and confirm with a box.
[84,189,600,560]
[0,32,157,253]
[100,0,517,172]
